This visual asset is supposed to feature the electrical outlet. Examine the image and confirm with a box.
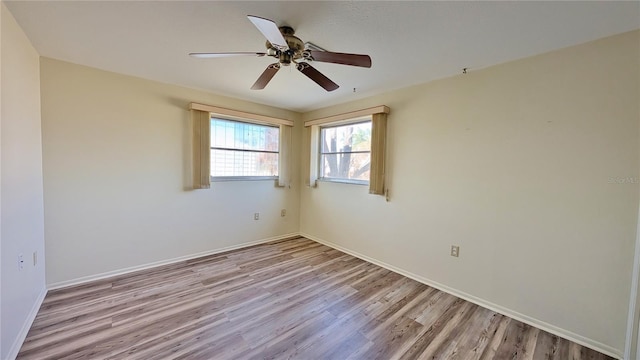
[281,209,286,217]
[33,251,38,266]
[18,254,24,271]
[450,245,460,258]
[254,213,260,220]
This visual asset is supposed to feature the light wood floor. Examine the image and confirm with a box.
[18,237,612,360]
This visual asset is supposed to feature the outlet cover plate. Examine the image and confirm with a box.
[451,245,460,257]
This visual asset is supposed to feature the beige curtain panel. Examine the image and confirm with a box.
[278,124,293,188]
[369,113,387,195]
[191,109,211,189]
[303,126,311,187]
[308,125,320,187]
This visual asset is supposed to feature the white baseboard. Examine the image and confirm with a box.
[5,287,48,360]
[301,232,623,360]
[47,233,300,290]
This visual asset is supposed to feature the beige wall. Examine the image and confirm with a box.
[0,3,46,359]
[40,58,302,287]
[300,30,639,357]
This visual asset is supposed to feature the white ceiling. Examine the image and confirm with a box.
[5,1,639,112]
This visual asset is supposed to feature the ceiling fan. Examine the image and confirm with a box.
[189,15,372,92]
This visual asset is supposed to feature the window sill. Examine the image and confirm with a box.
[211,176,278,182]
[318,178,369,186]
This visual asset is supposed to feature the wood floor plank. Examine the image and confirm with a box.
[479,316,513,360]
[395,298,466,359]
[105,312,230,360]
[431,306,495,359]
[492,319,536,360]
[17,238,614,360]
[460,310,505,360]
[415,301,478,360]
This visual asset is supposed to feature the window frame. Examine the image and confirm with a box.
[209,116,280,182]
[317,117,372,186]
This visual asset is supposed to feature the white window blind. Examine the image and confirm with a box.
[210,118,279,178]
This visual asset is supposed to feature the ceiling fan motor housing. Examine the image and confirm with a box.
[265,26,304,65]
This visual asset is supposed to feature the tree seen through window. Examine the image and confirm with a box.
[320,121,371,182]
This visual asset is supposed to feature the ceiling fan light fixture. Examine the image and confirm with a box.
[279,52,293,66]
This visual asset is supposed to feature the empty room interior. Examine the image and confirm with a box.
[1,1,640,359]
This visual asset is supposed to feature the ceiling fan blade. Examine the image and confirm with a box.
[296,62,339,91]
[251,63,281,90]
[189,52,266,58]
[307,51,372,68]
[247,15,289,51]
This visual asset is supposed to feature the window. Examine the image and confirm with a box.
[319,120,371,184]
[210,118,279,178]
[305,105,388,194]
